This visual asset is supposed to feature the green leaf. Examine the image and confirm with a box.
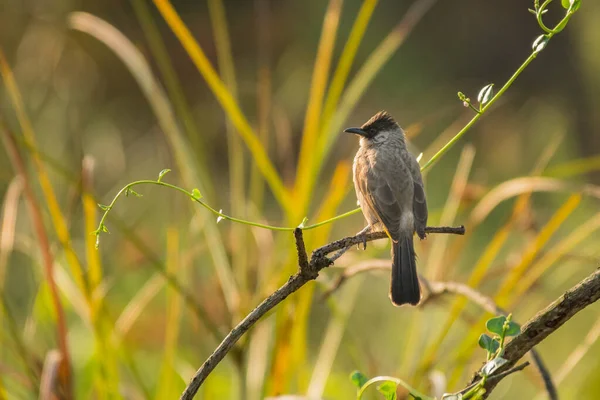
[191,188,202,201]
[505,321,521,336]
[532,35,549,52]
[298,217,309,229]
[126,188,143,197]
[157,168,171,182]
[486,316,506,336]
[561,0,580,10]
[481,357,508,377]
[350,370,368,389]
[377,381,397,400]
[471,387,487,400]
[477,84,494,106]
[98,203,110,211]
[570,0,581,12]
[100,224,110,233]
[442,394,462,400]
[478,334,499,354]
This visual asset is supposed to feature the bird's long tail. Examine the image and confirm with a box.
[390,236,420,306]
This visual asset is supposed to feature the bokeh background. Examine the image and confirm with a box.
[1,0,600,399]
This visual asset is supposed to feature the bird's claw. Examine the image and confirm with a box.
[356,232,368,250]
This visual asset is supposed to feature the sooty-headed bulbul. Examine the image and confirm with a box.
[345,111,428,306]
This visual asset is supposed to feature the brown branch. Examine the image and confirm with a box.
[468,267,600,398]
[313,225,464,261]
[321,260,556,399]
[423,279,556,400]
[294,228,310,272]
[180,226,464,399]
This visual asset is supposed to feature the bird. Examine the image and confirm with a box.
[345,111,428,306]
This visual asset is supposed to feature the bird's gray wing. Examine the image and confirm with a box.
[406,156,428,237]
[356,159,408,241]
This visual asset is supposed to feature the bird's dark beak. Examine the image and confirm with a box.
[344,127,367,137]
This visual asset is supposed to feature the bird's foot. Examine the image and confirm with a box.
[356,226,370,250]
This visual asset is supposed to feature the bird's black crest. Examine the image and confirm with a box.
[360,111,399,136]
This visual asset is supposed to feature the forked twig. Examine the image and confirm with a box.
[180,226,464,399]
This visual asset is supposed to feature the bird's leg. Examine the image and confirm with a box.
[329,225,372,263]
[357,225,371,250]
[416,227,427,241]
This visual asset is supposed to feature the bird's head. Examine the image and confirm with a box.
[344,111,403,144]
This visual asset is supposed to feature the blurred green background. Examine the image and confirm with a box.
[1,0,600,399]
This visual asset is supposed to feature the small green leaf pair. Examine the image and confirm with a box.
[457,84,494,113]
[350,370,368,389]
[476,84,494,108]
[486,315,520,337]
[561,0,581,12]
[478,333,499,355]
[351,371,398,400]
[157,168,171,182]
[191,188,202,200]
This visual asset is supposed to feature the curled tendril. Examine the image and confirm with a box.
[535,0,580,35]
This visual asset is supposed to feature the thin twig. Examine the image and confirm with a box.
[321,260,389,300]
[487,361,530,385]
[180,226,463,399]
[456,362,530,397]
[530,349,558,400]
[554,314,600,384]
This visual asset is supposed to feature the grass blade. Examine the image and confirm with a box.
[311,0,378,185]
[324,0,438,157]
[320,0,379,134]
[68,11,240,315]
[156,228,184,398]
[470,177,600,226]
[151,0,291,211]
[307,275,363,398]
[294,0,343,209]
[0,124,72,398]
[81,157,120,399]
[207,0,249,296]
[0,177,22,289]
[446,194,582,388]
[249,0,273,211]
[427,145,475,280]
[269,161,352,392]
[495,193,581,306]
[0,48,89,302]
[544,155,600,178]
[130,0,213,196]
[513,211,600,301]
